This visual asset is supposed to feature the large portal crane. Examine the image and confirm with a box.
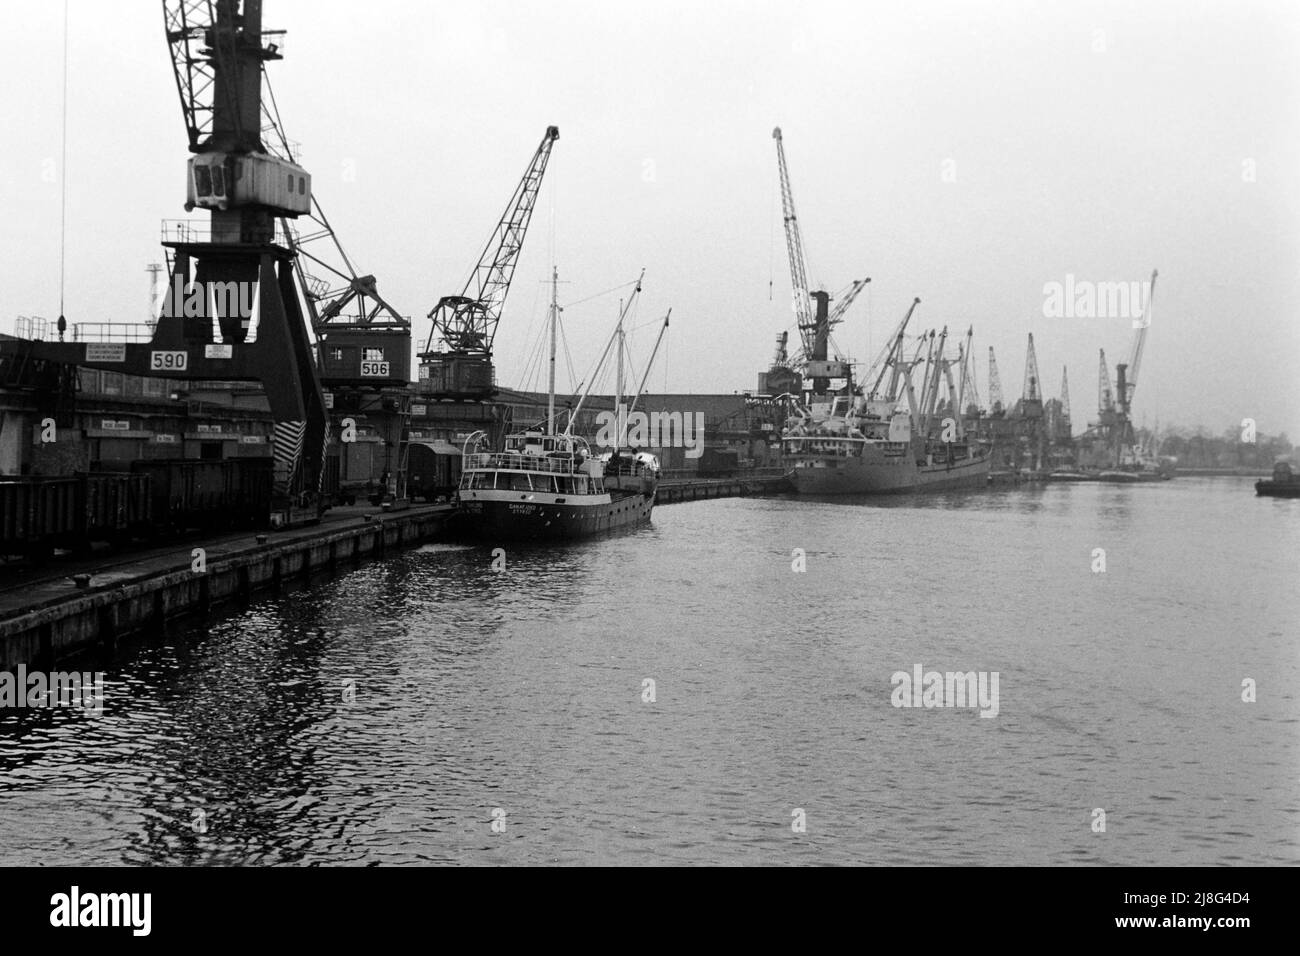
[421,126,559,398]
[771,128,866,392]
[772,127,813,356]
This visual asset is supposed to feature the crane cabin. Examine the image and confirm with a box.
[186,151,312,216]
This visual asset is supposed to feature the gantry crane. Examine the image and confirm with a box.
[420,126,560,398]
[771,127,867,394]
[0,0,328,523]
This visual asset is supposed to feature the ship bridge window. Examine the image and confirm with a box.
[466,472,496,490]
[507,473,532,491]
[194,165,213,197]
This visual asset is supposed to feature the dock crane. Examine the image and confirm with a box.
[1098,349,1115,420]
[987,346,1005,416]
[1054,365,1072,440]
[420,126,560,398]
[771,128,867,393]
[0,0,329,523]
[1018,332,1043,424]
[1113,269,1158,459]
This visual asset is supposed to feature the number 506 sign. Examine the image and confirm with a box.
[360,360,389,377]
[151,350,188,371]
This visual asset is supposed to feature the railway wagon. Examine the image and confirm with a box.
[0,473,152,558]
[130,458,273,532]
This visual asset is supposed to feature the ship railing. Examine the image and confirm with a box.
[463,451,578,475]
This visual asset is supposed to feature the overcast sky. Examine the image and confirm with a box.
[3,0,1298,437]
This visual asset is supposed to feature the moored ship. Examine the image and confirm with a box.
[781,315,990,494]
[782,395,989,493]
[451,267,665,540]
[454,429,658,539]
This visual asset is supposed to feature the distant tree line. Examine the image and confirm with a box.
[1144,426,1294,470]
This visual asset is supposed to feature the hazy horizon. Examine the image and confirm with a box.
[2,0,1297,439]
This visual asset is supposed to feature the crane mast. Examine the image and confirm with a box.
[421,126,559,398]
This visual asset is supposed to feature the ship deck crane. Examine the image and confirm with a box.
[421,126,560,398]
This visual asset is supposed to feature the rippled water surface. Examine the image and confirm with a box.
[2,477,1297,865]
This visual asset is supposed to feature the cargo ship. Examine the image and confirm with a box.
[781,317,989,494]
[782,396,989,493]
[451,269,663,540]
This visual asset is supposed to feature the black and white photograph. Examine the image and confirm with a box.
[0,0,1294,930]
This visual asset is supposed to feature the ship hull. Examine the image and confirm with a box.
[789,449,990,494]
[1256,480,1300,498]
[1096,470,1170,483]
[452,487,655,540]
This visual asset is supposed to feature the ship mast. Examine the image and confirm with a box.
[616,300,625,447]
[547,266,559,436]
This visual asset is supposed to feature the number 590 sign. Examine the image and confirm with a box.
[150,350,188,371]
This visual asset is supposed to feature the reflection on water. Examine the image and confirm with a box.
[1,477,1297,865]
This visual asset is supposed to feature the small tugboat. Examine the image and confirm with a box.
[452,268,664,540]
[1256,461,1300,499]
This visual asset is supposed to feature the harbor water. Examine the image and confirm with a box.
[1,476,1296,865]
